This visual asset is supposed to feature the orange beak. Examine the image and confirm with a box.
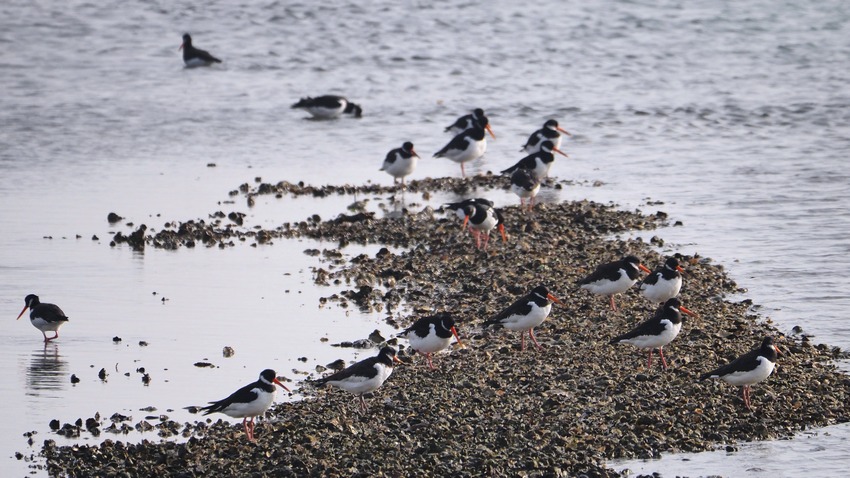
[547,293,565,307]
[411,148,420,158]
[462,215,470,230]
[557,126,571,137]
[498,224,507,243]
[773,344,782,356]
[16,306,28,320]
[485,124,496,139]
[638,264,652,274]
[178,43,184,51]
[676,265,685,273]
[679,306,696,317]
[273,378,291,393]
[552,146,569,158]
[392,355,403,364]
[450,326,465,348]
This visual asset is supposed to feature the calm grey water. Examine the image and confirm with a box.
[2,0,849,476]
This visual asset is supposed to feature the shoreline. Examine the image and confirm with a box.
[37,177,850,477]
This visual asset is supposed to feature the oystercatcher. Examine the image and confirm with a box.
[521,119,571,153]
[198,369,290,442]
[434,126,490,177]
[640,257,685,303]
[482,285,563,351]
[578,255,652,311]
[380,141,419,187]
[16,294,69,343]
[179,33,222,67]
[444,198,494,222]
[315,347,401,412]
[398,312,464,370]
[609,298,695,370]
[700,337,780,410]
[460,202,506,250]
[291,95,363,119]
[509,168,541,211]
[501,140,568,181]
[444,108,496,138]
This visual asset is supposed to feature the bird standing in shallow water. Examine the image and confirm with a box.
[434,126,491,178]
[521,119,571,154]
[179,33,222,67]
[315,347,401,412]
[609,298,695,370]
[640,257,685,304]
[381,141,419,187]
[482,285,563,351]
[578,255,651,311]
[291,95,363,119]
[198,369,290,442]
[700,337,780,410]
[17,294,69,342]
[509,168,541,211]
[398,313,464,369]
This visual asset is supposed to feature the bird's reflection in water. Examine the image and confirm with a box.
[26,343,68,394]
[384,192,408,219]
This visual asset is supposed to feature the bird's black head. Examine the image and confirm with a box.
[378,346,399,364]
[433,312,456,330]
[291,97,312,108]
[663,297,682,311]
[623,255,642,265]
[472,108,485,118]
[539,140,556,152]
[544,119,559,129]
[402,141,416,154]
[664,257,680,269]
[531,285,550,298]
[24,294,40,307]
[182,33,192,45]
[259,369,278,383]
[344,102,363,117]
[760,337,780,357]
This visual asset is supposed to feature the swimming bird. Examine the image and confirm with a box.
[521,119,571,153]
[198,369,290,442]
[461,202,506,250]
[482,285,564,351]
[380,141,419,187]
[640,257,685,304]
[179,33,222,67]
[16,294,69,342]
[609,298,695,370]
[291,95,363,119]
[509,168,541,211]
[398,312,463,370]
[700,337,780,410]
[315,347,401,412]
[578,255,652,311]
[444,108,495,138]
[500,141,568,181]
[434,126,490,177]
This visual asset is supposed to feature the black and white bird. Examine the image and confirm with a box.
[700,337,781,410]
[640,257,685,304]
[521,119,571,153]
[444,198,494,222]
[380,141,419,187]
[434,126,490,177]
[315,347,401,412]
[501,140,568,181]
[444,108,495,137]
[198,369,290,442]
[482,285,563,351]
[16,294,69,342]
[398,312,464,370]
[179,33,222,67]
[509,168,541,211]
[578,255,651,311]
[460,201,506,250]
[291,95,363,119]
[609,298,695,370]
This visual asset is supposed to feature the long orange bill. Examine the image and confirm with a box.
[485,124,496,140]
[639,264,652,273]
[676,265,685,273]
[552,146,569,158]
[773,344,782,356]
[392,355,403,364]
[411,148,420,158]
[498,224,507,243]
[679,306,696,317]
[178,43,184,51]
[557,126,572,136]
[462,215,470,231]
[273,378,291,393]
[547,293,565,306]
[450,326,465,348]
[16,306,28,320]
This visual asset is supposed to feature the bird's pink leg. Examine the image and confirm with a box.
[520,332,526,351]
[609,295,618,311]
[461,163,466,177]
[647,350,653,368]
[426,352,435,370]
[659,347,668,370]
[529,329,543,351]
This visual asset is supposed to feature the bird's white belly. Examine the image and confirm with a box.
[306,105,345,119]
[407,330,452,354]
[640,276,682,303]
[221,389,276,418]
[721,358,776,386]
[383,156,417,178]
[500,303,551,332]
[511,182,540,199]
[449,139,486,163]
[620,321,681,349]
[581,269,636,296]
[328,365,393,395]
[31,317,64,333]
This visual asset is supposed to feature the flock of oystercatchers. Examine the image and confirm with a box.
[13,34,781,443]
